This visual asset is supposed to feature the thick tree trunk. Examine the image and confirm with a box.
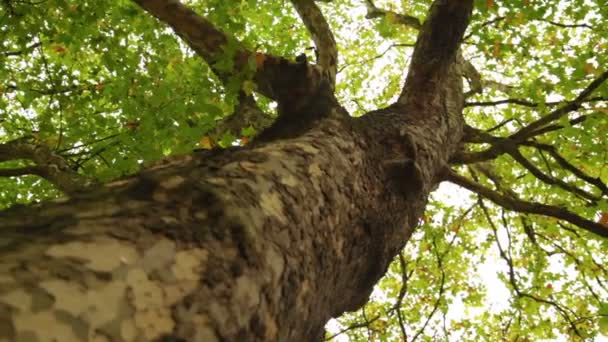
[0,87,463,341]
[0,0,471,340]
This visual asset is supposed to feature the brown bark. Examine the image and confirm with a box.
[0,108,462,341]
[0,0,472,340]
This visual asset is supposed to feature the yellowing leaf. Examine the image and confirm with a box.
[594,107,608,114]
[52,45,67,54]
[199,136,214,149]
[492,40,501,57]
[584,63,597,75]
[599,212,608,226]
[125,121,140,131]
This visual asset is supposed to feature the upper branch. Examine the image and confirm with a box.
[445,169,608,239]
[131,0,273,137]
[508,148,601,203]
[132,0,329,113]
[398,0,473,105]
[455,75,608,164]
[364,0,422,30]
[363,1,492,101]
[455,125,607,202]
[511,70,608,140]
[290,0,338,87]
[1,42,43,57]
[465,96,608,108]
[131,0,229,74]
[521,141,608,196]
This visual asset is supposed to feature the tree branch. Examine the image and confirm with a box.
[455,83,608,165]
[521,141,608,196]
[209,92,274,139]
[290,0,338,87]
[511,70,608,140]
[131,0,230,74]
[508,148,601,203]
[478,201,584,337]
[1,41,43,57]
[131,0,332,135]
[0,165,46,177]
[397,0,473,104]
[451,125,513,163]
[363,0,421,30]
[362,0,485,104]
[465,96,608,108]
[537,18,593,30]
[444,169,608,239]
[130,0,325,103]
[0,137,92,194]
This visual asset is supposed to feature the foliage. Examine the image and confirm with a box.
[1,0,607,340]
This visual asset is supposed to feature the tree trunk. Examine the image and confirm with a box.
[0,99,463,341]
[0,1,471,340]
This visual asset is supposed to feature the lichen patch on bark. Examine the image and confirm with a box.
[45,238,139,273]
[260,192,288,224]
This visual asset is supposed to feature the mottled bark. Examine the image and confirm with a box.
[0,0,472,341]
[0,137,93,194]
[0,103,462,341]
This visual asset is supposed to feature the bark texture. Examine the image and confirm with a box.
[0,0,472,340]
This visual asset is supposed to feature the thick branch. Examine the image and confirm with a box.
[0,137,92,194]
[132,0,328,122]
[445,169,608,239]
[461,57,483,96]
[131,0,228,73]
[398,0,473,104]
[0,165,46,177]
[363,1,492,101]
[458,132,604,204]
[290,0,338,87]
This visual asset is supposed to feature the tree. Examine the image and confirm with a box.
[0,0,607,340]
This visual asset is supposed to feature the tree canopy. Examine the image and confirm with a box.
[1,0,607,340]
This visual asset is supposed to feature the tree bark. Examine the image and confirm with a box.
[0,0,472,340]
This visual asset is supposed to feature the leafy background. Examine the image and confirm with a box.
[1,0,607,340]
